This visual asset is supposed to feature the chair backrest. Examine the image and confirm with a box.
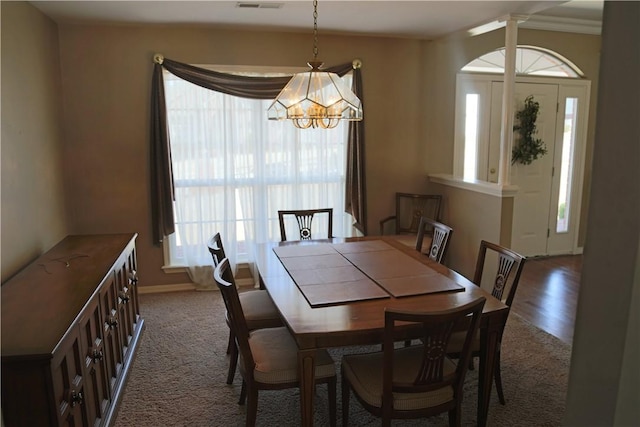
[213,258,256,376]
[207,232,226,266]
[394,193,442,234]
[415,216,453,264]
[473,240,527,307]
[278,208,333,241]
[382,297,486,414]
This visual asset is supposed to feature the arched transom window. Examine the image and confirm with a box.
[462,46,583,78]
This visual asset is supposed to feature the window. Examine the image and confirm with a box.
[163,67,354,268]
[463,94,480,181]
[462,46,582,78]
[556,97,578,233]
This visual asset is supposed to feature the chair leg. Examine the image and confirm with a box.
[448,406,461,427]
[327,377,337,427]
[341,372,350,426]
[245,386,259,427]
[494,351,506,405]
[239,380,247,405]
[227,339,238,385]
[226,329,234,354]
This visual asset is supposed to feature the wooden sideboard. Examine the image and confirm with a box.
[1,234,144,427]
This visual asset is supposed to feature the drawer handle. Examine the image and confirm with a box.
[70,391,83,407]
[128,270,138,286]
[119,291,130,303]
[107,316,118,329]
[92,349,104,363]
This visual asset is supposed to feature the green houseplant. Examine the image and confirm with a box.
[512,95,547,165]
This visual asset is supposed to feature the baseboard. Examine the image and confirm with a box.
[138,283,196,294]
[574,246,584,255]
[236,277,257,288]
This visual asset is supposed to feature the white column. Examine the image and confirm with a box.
[498,17,519,185]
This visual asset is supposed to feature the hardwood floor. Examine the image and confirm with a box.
[511,254,582,344]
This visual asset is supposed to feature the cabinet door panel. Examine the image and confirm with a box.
[100,273,124,394]
[51,333,89,427]
[126,246,141,328]
[78,296,111,425]
[114,259,133,357]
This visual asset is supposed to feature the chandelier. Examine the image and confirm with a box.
[267,0,363,129]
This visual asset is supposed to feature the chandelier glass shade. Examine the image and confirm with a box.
[267,61,362,129]
[267,1,363,129]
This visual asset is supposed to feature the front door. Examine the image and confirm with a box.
[488,82,559,256]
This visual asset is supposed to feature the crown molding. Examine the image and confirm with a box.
[520,15,601,35]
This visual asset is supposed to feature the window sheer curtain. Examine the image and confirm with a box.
[149,56,366,288]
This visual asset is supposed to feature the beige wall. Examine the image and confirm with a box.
[1,2,69,282]
[55,23,425,287]
[2,2,600,288]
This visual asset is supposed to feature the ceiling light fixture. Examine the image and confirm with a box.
[267,0,363,129]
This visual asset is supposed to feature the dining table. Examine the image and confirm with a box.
[254,236,509,427]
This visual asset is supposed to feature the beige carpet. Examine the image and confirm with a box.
[113,290,571,426]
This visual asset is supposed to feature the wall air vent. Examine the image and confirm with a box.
[236,2,284,9]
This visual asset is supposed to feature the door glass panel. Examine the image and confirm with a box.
[464,94,480,181]
[557,97,578,233]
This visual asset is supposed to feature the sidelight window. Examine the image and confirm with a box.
[556,97,579,233]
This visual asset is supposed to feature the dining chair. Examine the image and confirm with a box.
[277,208,333,241]
[379,193,442,235]
[213,258,337,427]
[403,215,457,347]
[207,233,283,385]
[447,240,527,405]
[415,216,453,264]
[341,297,486,427]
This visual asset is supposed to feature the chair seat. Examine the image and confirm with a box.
[239,289,282,329]
[446,330,481,353]
[342,346,456,411]
[246,327,336,385]
[391,234,421,249]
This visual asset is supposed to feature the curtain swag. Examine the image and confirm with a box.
[149,55,367,245]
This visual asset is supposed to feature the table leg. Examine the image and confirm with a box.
[298,349,317,427]
[477,315,505,427]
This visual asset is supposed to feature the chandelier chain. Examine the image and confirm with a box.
[312,0,319,60]
[266,0,362,127]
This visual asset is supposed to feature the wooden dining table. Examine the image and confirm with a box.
[254,236,509,427]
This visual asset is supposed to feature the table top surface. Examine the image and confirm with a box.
[273,239,464,307]
[255,236,508,349]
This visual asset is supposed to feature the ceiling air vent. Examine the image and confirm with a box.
[236,2,284,9]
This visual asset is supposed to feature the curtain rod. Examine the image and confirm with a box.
[153,53,362,69]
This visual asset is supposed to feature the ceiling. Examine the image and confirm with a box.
[29,0,604,40]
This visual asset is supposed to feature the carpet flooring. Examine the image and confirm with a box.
[113,290,571,426]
